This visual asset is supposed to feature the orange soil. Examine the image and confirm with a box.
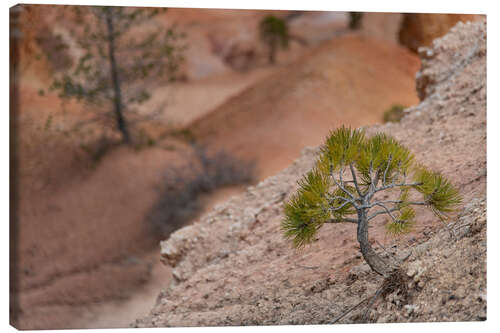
[190,34,421,179]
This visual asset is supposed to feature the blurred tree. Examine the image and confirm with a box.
[259,15,289,65]
[349,12,364,30]
[47,6,185,144]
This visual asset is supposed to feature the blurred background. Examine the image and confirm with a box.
[9,4,481,329]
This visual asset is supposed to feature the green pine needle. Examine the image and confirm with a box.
[385,219,416,236]
[385,207,416,236]
[281,168,332,248]
[413,168,462,219]
[321,126,365,169]
[397,187,410,209]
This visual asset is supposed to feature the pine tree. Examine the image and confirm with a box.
[348,12,364,30]
[47,6,185,144]
[259,15,289,65]
[282,126,462,277]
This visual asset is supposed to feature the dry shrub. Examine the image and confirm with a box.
[147,144,256,237]
[383,104,406,123]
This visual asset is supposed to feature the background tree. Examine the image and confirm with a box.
[282,126,461,277]
[47,6,185,144]
[259,15,289,65]
[348,12,364,30]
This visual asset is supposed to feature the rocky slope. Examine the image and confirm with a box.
[134,20,486,327]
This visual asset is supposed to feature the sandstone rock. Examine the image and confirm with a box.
[399,13,482,53]
[415,19,486,101]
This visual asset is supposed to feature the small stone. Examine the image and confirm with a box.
[407,261,426,281]
[404,304,419,316]
[477,293,487,303]
[455,286,466,299]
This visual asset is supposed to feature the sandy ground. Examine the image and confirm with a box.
[72,185,246,329]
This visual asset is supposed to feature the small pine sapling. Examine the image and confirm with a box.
[282,126,462,277]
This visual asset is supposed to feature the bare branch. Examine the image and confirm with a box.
[329,200,352,212]
[367,161,381,199]
[329,162,357,203]
[325,217,358,224]
[369,200,427,207]
[371,202,398,222]
[383,154,392,186]
[367,208,398,220]
[328,196,355,209]
[339,164,345,187]
[368,160,374,192]
[329,195,353,202]
[332,176,356,202]
[349,162,363,197]
[374,181,423,193]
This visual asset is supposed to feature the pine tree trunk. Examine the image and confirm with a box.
[356,209,397,277]
[269,47,276,64]
[268,39,276,64]
[105,9,131,144]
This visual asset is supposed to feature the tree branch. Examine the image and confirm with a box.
[368,160,374,193]
[367,209,393,220]
[367,161,381,198]
[328,162,358,204]
[332,176,356,202]
[339,164,345,187]
[325,217,358,224]
[329,200,352,212]
[328,195,354,204]
[371,202,398,222]
[374,181,423,193]
[349,162,363,197]
[369,200,427,207]
[382,154,392,186]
